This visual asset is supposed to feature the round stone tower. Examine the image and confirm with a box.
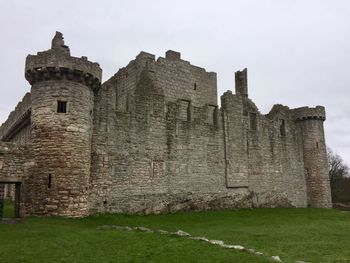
[293,106,332,208]
[24,32,102,217]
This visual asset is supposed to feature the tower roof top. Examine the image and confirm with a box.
[24,31,102,90]
[51,31,70,55]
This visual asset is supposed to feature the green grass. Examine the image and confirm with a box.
[1,206,350,263]
[3,199,15,218]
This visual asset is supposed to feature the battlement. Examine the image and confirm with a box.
[235,68,248,97]
[291,106,326,121]
[25,32,102,91]
[0,93,31,142]
[109,49,217,110]
[136,51,156,61]
[165,50,181,61]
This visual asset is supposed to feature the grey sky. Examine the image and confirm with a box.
[0,0,349,165]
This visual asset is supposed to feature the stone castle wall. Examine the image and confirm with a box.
[88,51,315,214]
[89,51,225,213]
[0,93,32,205]
[0,32,332,217]
[222,94,308,208]
[0,142,31,214]
[24,80,95,216]
[0,143,30,179]
[20,32,102,217]
[0,93,31,145]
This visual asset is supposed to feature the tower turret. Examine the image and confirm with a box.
[235,68,248,97]
[24,32,102,217]
[292,106,332,208]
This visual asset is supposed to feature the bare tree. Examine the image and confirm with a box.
[327,147,350,204]
[327,147,349,179]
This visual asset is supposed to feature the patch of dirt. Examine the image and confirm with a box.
[333,203,350,211]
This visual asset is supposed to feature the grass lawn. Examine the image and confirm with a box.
[3,199,15,218]
[1,204,350,263]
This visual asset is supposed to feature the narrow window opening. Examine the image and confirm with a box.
[193,83,197,90]
[57,101,67,113]
[316,142,319,149]
[126,95,130,112]
[48,174,52,189]
[179,100,191,121]
[249,112,257,130]
[279,119,286,136]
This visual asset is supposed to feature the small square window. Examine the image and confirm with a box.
[57,101,67,113]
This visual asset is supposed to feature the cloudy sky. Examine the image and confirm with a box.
[0,0,349,165]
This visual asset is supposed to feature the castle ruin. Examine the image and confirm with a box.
[0,32,332,217]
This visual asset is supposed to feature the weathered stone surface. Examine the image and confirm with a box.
[175,230,191,237]
[271,255,282,262]
[135,226,153,233]
[232,245,245,250]
[190,236,209,242]
[0,32,332,217]
[156,229,169,235]
[208,239,224,245]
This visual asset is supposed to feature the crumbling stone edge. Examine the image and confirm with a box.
[97,225,310,263]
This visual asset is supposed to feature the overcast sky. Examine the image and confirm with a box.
[0,0,349,165]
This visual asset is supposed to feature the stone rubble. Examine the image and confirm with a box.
[190,236,209,242]
[135,226,153,233]
[208,239,225,245]
[174,230,190,237]
[156,229,169,235]
[97,225,292,262]
[271,255,282,262]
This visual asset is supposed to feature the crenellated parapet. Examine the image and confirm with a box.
[235,68,248,97]
[0,93,31,142]
[290,106,326,121]
[25,32,102,91]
